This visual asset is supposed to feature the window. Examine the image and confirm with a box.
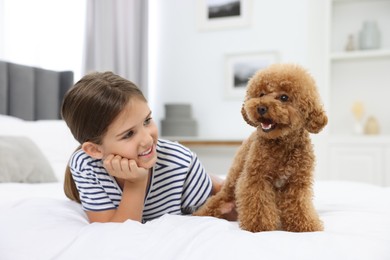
[0,0,86,79]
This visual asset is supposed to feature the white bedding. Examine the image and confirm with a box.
[1,116,390,260]
[0,181,389,260]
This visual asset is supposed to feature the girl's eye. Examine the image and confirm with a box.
[123,130,134,139]
[144,117,152,126]
[280,94,289,102]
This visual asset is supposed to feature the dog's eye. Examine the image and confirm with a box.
[280,94,289,102]
[260,93,265,97]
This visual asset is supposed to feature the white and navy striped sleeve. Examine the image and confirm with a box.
[69,150,119,212]
[181,151,212,213]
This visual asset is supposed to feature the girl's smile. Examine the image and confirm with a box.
[137,144,157,166]
[139,146,153,157]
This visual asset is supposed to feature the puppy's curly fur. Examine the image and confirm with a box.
[194,64,327,232]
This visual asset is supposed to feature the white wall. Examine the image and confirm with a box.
[149,0,315,139]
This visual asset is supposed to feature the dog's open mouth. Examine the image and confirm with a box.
[259,118,277,132]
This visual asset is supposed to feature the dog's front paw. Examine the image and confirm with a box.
[239,215,279,232]
[301,219,324,232]
[284,217,324,232]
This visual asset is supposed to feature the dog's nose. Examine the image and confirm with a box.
[258,106,268,115]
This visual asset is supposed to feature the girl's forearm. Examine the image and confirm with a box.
[108,180,146,222]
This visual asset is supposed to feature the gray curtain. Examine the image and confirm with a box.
[83,0,148,96]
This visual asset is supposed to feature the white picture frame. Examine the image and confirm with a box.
[225,51,279,100]
[197,0,252,31]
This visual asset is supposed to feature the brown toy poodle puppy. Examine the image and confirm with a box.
[194,63,327,232]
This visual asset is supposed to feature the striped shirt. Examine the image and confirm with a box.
[69,139,212,222]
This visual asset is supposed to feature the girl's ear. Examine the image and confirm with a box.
[82,142,104,159]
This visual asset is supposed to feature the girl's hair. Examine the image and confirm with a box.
[61,71,146,203]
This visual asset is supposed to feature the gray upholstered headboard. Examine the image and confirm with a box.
[0,60,74,120]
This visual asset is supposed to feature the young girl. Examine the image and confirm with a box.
[61,71,223,223]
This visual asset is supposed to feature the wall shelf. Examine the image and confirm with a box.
[161,136,243,147]
[329,134,390,144]
[331,49,390,60]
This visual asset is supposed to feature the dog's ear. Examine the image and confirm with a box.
[241,104,257,127]
[305,103,328,133]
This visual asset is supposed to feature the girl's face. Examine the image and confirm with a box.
[99,98,158,169]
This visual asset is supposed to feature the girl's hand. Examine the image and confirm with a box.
[87,154,148,223]
[103,154,149,183]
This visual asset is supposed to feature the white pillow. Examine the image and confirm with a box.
[0,136,57,183]
[0,119,79,181]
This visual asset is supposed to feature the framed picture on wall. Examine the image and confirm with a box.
[225,51,279,100]
[197,0,252,30]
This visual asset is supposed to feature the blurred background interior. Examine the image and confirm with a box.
[1,0,389,185]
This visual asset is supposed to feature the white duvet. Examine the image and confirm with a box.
[1,116,390,259]
[1,181,390,260]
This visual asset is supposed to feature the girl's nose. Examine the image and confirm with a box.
[139,129,153,147]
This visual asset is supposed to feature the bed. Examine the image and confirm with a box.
[1,114,390,260]
[1,61,390,259]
